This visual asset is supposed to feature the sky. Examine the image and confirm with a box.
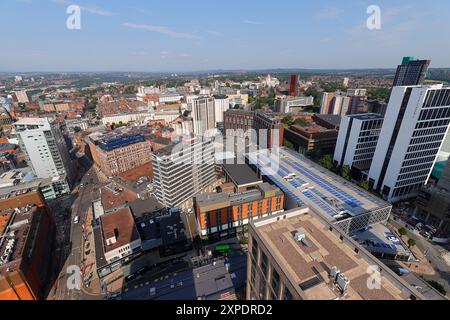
[1,0,450,72]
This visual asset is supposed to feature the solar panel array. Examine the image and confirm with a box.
[246,148,388,219]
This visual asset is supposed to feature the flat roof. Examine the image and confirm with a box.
[129,197,164,219]
[351,224,411,256]
[195,183,280,211]
[347,113,384,121]
[0,206,39,273]
[246,148,390,221]
[100,208,140,253]
[314,114,342,126]
[222,163,262,187]
[101,183,139,212]
[253,209,414,300]
[14,117,49,126]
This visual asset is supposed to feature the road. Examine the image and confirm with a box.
[389,217,450,296]
[50,156,104,300]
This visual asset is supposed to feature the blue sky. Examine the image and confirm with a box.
[1,0,450,72]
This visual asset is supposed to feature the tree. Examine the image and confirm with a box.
[284,139,295,150]
[359,180,370,191]
[319,155,334,171]
[303,87,322,107]
[367,87,390,101]
[408,239,416,248]
[74,126,82,133]
[341,165,351,181]
[294,118,308,127]
[123,86,137,94]
[282,114,294,127]
[398,227,408,237]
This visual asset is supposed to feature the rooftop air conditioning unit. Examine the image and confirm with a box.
[330,266,340,283]
[294,232,305,242]
[337,274,350,294]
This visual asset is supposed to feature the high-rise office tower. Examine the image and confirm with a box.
[334,114,384,175]
[289,74,298,97]
[213,94,229,127]
[14,118,74,190]
[191,96,216,136]
[368,85,450,202]
[152,136,216,208]
[393,57,431,86]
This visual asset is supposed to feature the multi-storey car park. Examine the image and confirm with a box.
[246,147,392,234]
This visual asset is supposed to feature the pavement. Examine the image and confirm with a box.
[389,217,450,298]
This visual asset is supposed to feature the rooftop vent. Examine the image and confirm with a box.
[294,231,311,247]
[336,274,350,294]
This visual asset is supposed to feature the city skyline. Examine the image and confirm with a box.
[2,0,450,72]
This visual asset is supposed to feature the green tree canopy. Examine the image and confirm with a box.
[408,239,416,248]
[398,227,408,237]
[319,155,334,170]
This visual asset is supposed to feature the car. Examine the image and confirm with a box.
[74,216,80,224]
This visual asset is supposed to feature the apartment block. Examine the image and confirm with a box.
[334,114,384,179]
[14,118,74,192]
[0,205,55,300]
[152,136,216,208]
[247,208,424,300]
[194,182,284,240]
[191,96,216,136]
[213,94,230,127]
[284,115,340,158]
[393,57,431,87]
[274,96,314,114]
[89,132,153,177]
[368,85,450,202]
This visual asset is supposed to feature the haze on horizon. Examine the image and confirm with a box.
[1,0,450,72]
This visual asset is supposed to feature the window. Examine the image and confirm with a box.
[261,253,268,277]
[271,269,280,295]
[284,287,293,300]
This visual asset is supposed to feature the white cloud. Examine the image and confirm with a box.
[122,23,201,39]
[243,20,262,25]
[207,31,223,37]
[51,0,114,16]
[315,6,342,20]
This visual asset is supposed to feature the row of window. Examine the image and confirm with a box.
[404,147,440,160]
[423,89,450,108]
[395,174,429,188]
[412,126,449,138]
[418,106,450,121]
[416,119,450,129]
[407,141,442,153]
[399,162,434,174]
[410,134,445,145]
